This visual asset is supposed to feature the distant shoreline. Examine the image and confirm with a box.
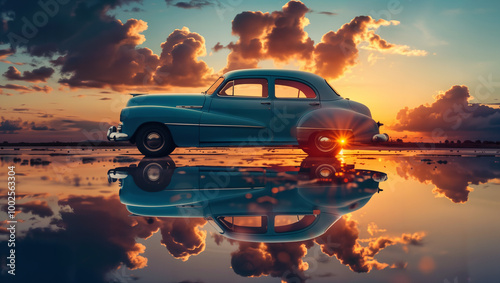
[1,141,500,149]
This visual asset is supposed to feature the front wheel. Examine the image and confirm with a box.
[301,131,341,156]
[136,124,176,157]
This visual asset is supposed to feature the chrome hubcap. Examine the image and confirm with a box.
[144,163,162,182]
[145,132,164,151]
[316,164,336,178]
[315,135,336,152]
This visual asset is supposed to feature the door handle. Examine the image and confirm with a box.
[261,102,271,105]
[309,102,320,106]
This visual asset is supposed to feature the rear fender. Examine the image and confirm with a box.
[296,108,379,144]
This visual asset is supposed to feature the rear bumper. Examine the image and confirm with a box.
[372,133,389,142]
[107,125,129,141]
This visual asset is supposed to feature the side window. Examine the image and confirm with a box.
[275,79,316,99]
[274,215,317,233]
[218,78,268,98]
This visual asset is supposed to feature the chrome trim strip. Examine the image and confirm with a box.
[165,122,264,128]
[176,105,203,109]
[296,127,353,131]
[165,122,199,126]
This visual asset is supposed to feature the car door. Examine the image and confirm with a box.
[271,77,321,143]
[200,77,273,144]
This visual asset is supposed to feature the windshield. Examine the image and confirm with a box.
[205,76,224,94]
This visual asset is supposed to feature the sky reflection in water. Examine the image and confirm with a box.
[0,148,499,283]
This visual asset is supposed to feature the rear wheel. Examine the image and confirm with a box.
[136,124,176,157]
[301,131,341,156]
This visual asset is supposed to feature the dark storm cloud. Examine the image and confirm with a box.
[31,123,51,131]
[0,0,213,91]
[165,0,214,9]
[0,195,160,283]
[0,48,15,59]
[391,85,500,140]
[3,66,54,82]
[16,200,53,217]
[218,1,425,78]
[396,156,500,203]
[0,117,22,133]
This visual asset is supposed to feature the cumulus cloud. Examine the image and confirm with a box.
[154,27,214,87]
[3,66,54,82]
[222,1,314,72]
[217,215,425,280]
[0,0,213,92]
[391,85,500,140]
[231,241,310,282]
[395,156,500,203]
[157,218,207,261]
[314,215,425,273]
[218,1,426,79]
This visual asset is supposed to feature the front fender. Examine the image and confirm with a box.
[121,106,202,146]
[296,107,379,143]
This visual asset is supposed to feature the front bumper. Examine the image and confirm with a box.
[107,168,130,183]
[107,125,129,141]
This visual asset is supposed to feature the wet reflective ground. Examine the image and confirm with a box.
[1,147,500,283]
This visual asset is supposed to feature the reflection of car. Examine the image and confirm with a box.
[108,157,387,242]
[107,69,388,157]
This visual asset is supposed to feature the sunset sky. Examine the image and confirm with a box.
[1,0,500,142]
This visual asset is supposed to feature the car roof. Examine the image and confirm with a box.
[224,68,324,82]
[222,69,340,100]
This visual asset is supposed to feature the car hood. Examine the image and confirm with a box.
[126,93,206,107]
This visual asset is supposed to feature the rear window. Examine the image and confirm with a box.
[275,79,316,99]
[325,80,341,96]
[218,216,267,234]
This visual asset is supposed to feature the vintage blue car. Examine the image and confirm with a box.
[107,157,387,242]
[107,69,388,156]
